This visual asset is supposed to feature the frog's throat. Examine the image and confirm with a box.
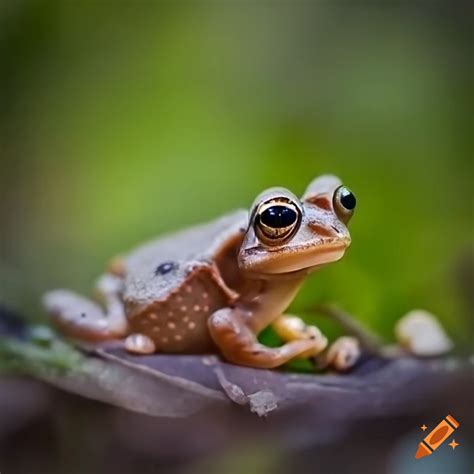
[241,276,305,333]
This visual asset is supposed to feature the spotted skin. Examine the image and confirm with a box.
[127,267,233,352]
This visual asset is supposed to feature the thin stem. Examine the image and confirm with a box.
[312,304,384,355]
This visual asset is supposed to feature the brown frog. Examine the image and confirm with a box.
[43,175,356,369]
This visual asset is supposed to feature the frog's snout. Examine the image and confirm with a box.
[308,220,351,247]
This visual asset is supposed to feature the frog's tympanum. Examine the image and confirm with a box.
[43,175,356,369]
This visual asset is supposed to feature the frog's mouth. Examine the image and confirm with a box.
[239,240,349,275]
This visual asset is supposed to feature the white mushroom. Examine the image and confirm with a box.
[395,309,453,357]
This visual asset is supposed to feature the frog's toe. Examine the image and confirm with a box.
[271,315,328,354]
[43,290,126,341]
[297,332,328,359]
[124,333,156,354]
[43,290,102,319]
[326,336,361,371]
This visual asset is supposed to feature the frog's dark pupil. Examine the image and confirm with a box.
[260,206,297,229]
[340,190,356,211]
[155,261,176,276]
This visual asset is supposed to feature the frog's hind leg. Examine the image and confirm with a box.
[208,308,325,369]
[43,274,129,341]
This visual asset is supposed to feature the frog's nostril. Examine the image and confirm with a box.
[331,225,340,234]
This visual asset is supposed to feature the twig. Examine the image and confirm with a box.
[312,304,384,355]
[1,307,471,421]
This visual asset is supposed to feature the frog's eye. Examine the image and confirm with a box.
[254,199,302,246]
[333,185,356,222]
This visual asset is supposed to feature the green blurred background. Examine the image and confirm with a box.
[1,1,472,348]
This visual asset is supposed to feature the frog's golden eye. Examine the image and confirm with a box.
[333,185,356,222]
[254,199,302,246]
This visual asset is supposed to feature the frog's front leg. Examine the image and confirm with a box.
[43,274,129,341]
[208,308,325,369]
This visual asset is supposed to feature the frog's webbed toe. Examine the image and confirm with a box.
[43,289,128,341]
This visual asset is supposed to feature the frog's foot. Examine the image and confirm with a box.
[325,336,361,371]
[43,288,128,342]
[124,333,156,354]
[271,314,328,358]
[208,308,325,369]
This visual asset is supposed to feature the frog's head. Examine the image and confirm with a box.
[238,175,355,275]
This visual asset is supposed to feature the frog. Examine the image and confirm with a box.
[43,174,356,369]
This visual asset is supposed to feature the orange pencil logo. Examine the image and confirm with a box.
[415,414,460,459]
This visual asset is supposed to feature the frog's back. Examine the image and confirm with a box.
[124,209,247,275]
[122,210,247,352]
